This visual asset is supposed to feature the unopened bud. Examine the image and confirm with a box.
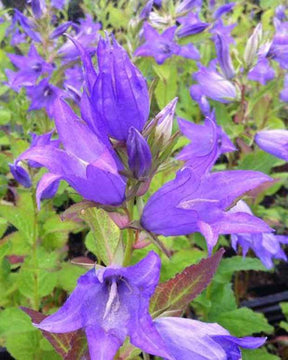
[244,23,263,68]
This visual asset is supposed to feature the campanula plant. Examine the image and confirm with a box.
[0,1,287,360]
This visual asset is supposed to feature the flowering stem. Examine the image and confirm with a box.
[32,189,40,310]
[123,199,136,266]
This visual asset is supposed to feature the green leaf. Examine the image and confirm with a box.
[150,249,224,317]
[82,208,121,265]
[154,63,178,109]
[22,308,87,360]
[215,256,267,282]
[280,302,288,319]
[242,348,280,360]
[238,151,279,173]
[216,307,273,336]
[0,193,35,245]
[57,263,87,292]
[279,321,288,331]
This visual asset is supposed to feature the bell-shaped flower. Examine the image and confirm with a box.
[176,111,235,175]
[269,18,288,69]
[176,0,202,14]
[9,162,31,188]
[155,317,265,360]
[16,98,126,208]
[230,201,288,269]
[275,5,287,21]
[213,2,235,19]
[135,23,181,64]
[27,0,46,18]
[210,19,236,45]
[58,16,101,60]
[127,127,152,179]
[255,129,288,161]
[177,12,209,38]
[248,58,275,85]
[213,34,235,79]
[89,35,149,141]
[141,168,272,253]
[193,60,238,103]
[5,45,53,92]
[63,65,83,102]
[13,9,41,42]
[34,252,171,360]
[26,79,64,119]
[190,85,210,115]
[244,24,263,68]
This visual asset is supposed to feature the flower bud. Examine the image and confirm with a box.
[244,23,263,68]
[127,127,152,179]
[9,162,31,188]
[150,98,178,145]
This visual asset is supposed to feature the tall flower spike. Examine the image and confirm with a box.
[230,201,288,269]
[176,111,235,175]
[141,168,273,253]
[91,35,150,140]
[34,252,172,360]
[16,98,126,208]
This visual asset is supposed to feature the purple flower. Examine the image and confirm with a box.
[176,0,203,14]
[255,129,288,161]
[127,127,152,179]
[10,131,61,197]
[6,45,53,91]
[140,0,153,20]
[269,18,288,69]
[190,85,210,115]
[176,111,235,175]
[58,16,101,60]
[51,0,66,9]
[17,98,126,207]
[26,79,63,119]
[141,168,272,253]
[13,9,41,42]
[50,21,72,39]
[275,5,286,21]
[9,162,31,188]
[155,317,266,359]
[213,34,235,79]
[135,23,180,64]
[27,0,46,18]
[91,35,150,141]
[63,65,83,102]
[210,19,236,45]
[213,3,235,19]
[280,74,288,101]
[193,60,237,103]
[230,201,288,269]
[247,58,275,85]
[34,252,171,360]
[177,12,209,38]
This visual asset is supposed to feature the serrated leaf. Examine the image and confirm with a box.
[57,263,87,292]
[238,151,279,174]
[150,249,224,318]
[81,208,121,265]
[215,256,267,282]
[22,308,89,360]
[216,307,273,336]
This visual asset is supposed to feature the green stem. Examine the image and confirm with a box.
[31,190,40,310]
[123,228,135,266]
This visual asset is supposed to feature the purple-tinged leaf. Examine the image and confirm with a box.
[21,307,89,359]
[150,249,224,317]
